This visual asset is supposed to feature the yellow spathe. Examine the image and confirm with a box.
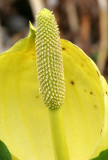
[0,23,107,160]
[90,76,108,159]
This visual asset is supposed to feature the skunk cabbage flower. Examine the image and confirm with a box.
[0,8,108,160]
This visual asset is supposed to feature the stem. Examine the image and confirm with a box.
[49,107,70,160]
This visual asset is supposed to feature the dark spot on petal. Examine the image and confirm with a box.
[36,96,39,98]
[106,91,108,95]
[62,47,65,51]
[94,105,97,109]
[100,129,103,134]
[96,71,99,77]
[81,64,84,67]
[70,81,75,85]
[84,89,87,92]
[88,72,91,76]
[90,91,93,95]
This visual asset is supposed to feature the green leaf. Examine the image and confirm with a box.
[92,149,108,160]
[0,140,12,160]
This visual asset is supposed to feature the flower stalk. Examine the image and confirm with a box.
[49,108,70,160]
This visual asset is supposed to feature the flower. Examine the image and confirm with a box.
[0,9,108,160]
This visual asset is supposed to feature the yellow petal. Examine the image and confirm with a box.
[0,24,106,160]
[61,39,105,159]
[12,154,20,160]
[0,30,55,160]
[90,75,108,159]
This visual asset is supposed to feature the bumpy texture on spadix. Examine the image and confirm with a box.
[35,9,65,109]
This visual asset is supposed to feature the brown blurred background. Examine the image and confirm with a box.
[0,0,108,80]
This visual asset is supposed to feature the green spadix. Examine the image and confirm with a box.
[36,8,65,109]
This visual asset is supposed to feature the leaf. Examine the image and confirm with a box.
[0,23,107,160]
[0,140,12,160]
[92,149,108,160]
